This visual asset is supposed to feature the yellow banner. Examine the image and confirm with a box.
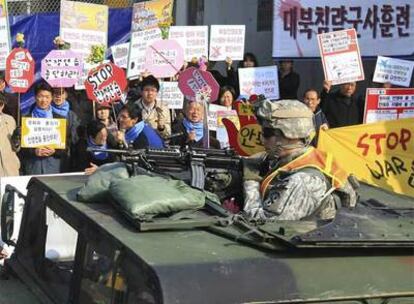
[0,0,7,18]
[318,118,414,198]
[132,0,174,31]
[60,0,108,31]
[21,118,67,150]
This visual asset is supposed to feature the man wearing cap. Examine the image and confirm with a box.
[243,98,358,220]
[0,71,18,122]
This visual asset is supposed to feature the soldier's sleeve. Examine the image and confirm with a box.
[263,171,331,220]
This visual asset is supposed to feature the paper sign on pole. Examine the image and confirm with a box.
[5,48,35,93]
[127,28,162,79]
[159,81,184,109]
[144,39,184,78]
[169,26,208,62]
[364,88,414,123]
[41,50,83,88]
[373,56,414,87]
[318,119,414,198]
[0,0,11,71]
[84,62,127,106]
[207,104,227,131]
[209,25,245,61]
[131,0,173,32]
[238,66,280,100]
[60,0,108,60]
[318,28,364,85]
[111,43,129,69]
[178,67,220,102]
[21,117,67,149]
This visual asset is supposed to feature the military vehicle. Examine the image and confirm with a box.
[1,148,414,304]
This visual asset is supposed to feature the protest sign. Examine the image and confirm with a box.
[111,43,129,69]
[41,50,83,88]
[169,26,208,61]
[0,0,11,70]
[127,28,162,79]
[131,0,173,32]
[209,25,245,61]
[238,66,280,100]
[221,100,264,156]
[373,56,414,87]
[318,119,414,198]
[159,81,184,109]
[144,39,184,78]
[178,67,220,102]
[207,104,227,131]
[272,0,414,58]
[60,0,108,60]
[5,48,35,93]
[84,62,127,106]
[318,28,364,85]
[21,117,67,149]
[364,88,414,123]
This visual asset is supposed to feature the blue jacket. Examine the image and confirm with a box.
[132,125,164,149]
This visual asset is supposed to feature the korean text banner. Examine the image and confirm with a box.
[273,0,414,58]
[318,119,414,198]
[0,0,11,70]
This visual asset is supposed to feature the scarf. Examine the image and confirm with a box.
[87,136,109,161]
[52,101,70,118]
[32,106,53,118]
[125,121,145,144]
[183,118,204,142]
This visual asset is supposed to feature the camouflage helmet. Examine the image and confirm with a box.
[254,98,314,139]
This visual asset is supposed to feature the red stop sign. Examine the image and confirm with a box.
[5,48,35,94]
[84,62,127,106]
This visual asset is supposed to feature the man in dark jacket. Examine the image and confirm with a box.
[19,82,68,175]
[278,60,300,100]
[320,81,365,128]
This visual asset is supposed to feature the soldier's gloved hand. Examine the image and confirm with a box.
[243,180,266,219]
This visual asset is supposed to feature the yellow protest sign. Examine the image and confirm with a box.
[132,0,174,32]
[318,118,414,198]
[21,118,67,150]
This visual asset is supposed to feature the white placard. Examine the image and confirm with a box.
[159,81,184,109]
[318,29,364,85]
[169,26,208,62]
[111,43,129,69]
[127,28,162,79]
[209,25,245,61]
[373,56,414,87]
[207,104,227,131]
[238,66,280,100]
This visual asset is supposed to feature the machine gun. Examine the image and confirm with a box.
[88,146,243,201]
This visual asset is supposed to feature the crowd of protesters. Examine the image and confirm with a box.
[0,52,388,178]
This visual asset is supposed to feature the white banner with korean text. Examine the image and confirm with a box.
[273,0,414,57]
[0,0,11,70]
[169,26,208,62]
[238,66,280,100]
[373,56,414,87]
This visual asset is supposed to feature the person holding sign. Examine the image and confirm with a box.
[170,101,220,149]
[303,89,329,146]
[320,81,364,128]
[18,82,68,175]
[115,105,164,149]
[0,93,20,176]
[131,76,171,139]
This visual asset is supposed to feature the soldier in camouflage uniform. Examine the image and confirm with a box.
[243,98,358,220]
